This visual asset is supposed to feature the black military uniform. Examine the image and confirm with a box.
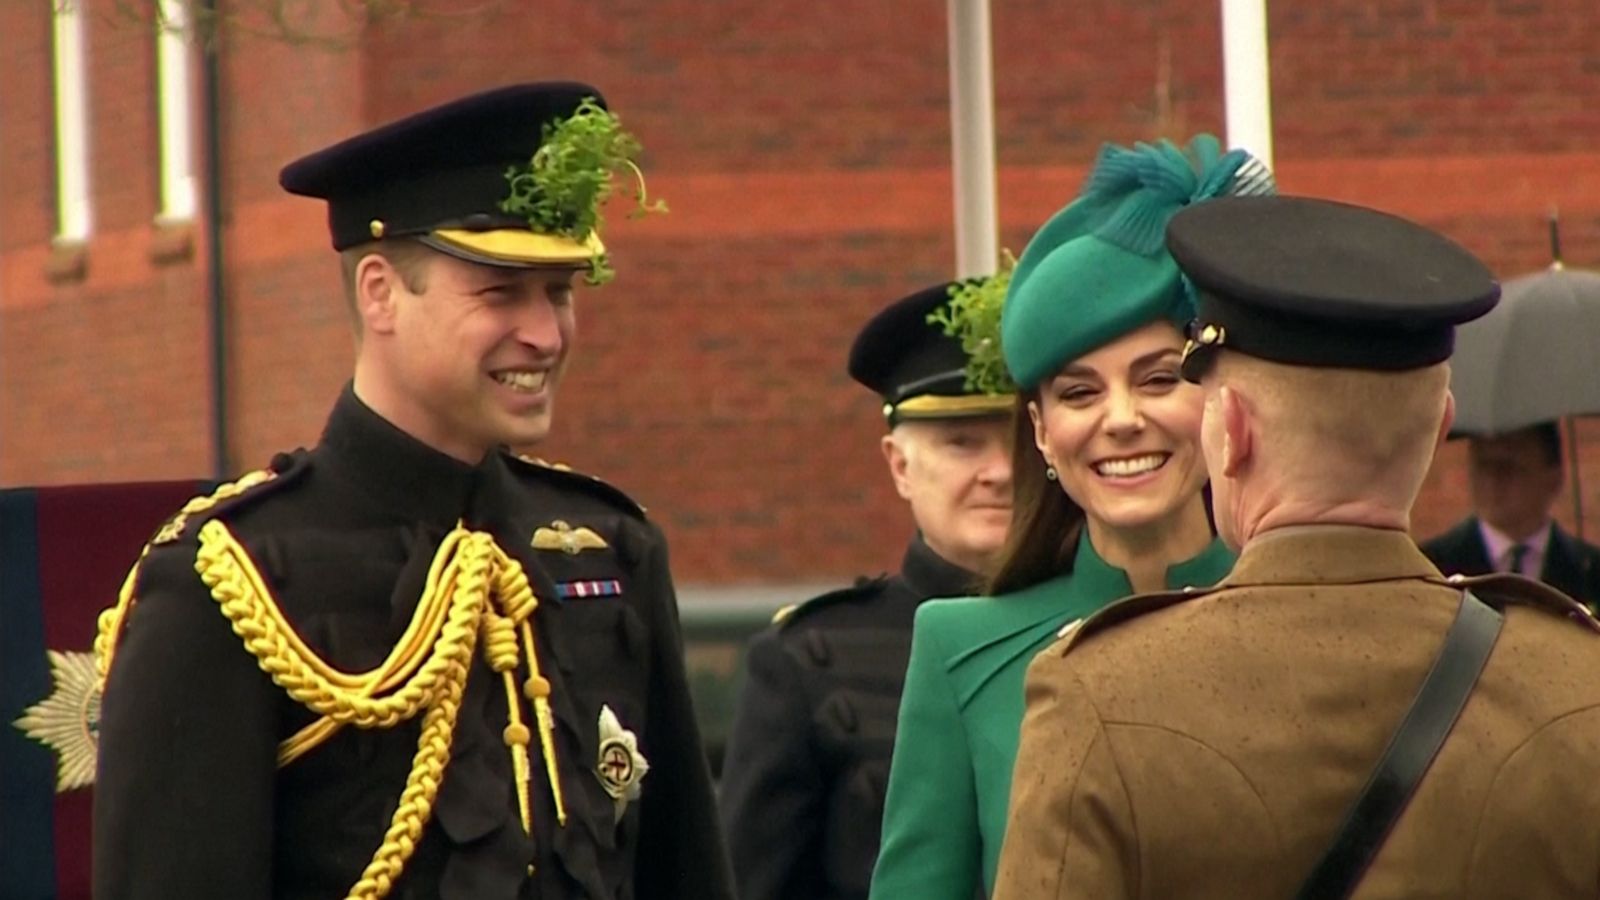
[717,283,1009,900]
[93,84,731,900]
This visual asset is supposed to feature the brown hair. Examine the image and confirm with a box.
[338,238,436,332]
[986,391,1086,595]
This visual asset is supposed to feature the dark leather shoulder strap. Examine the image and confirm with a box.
[1295,589,1503,900]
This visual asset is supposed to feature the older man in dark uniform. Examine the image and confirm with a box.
[93,83,732,900]
[718,281,1013,900]
[995,196,1600,899]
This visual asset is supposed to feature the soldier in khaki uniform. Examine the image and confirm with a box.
[993,196,1600,900]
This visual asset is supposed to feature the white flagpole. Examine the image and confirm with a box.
[947,0,999,279]
[1220,0,1274,169]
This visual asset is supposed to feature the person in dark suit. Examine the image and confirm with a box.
[1421,422,1600,608]
[717,280,1014,900]
[93,83,732,900]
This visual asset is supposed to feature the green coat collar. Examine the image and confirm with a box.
[945,531,1233,707]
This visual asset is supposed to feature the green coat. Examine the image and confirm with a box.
[868,532,1234,898]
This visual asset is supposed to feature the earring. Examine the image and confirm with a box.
[1045,465,1058,481]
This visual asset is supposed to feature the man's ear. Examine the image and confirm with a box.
[354,253,403,336]
[882,431,915,501]
[1220,385,1253,479]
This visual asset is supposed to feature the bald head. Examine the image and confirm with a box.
[1200,353,1454,545]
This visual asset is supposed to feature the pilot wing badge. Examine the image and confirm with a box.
[595,704,648,820]
[531,519,609,556]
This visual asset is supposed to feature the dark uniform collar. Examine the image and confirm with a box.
[901,534,983,600]
[318,384,487,526]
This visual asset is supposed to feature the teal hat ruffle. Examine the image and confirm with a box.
[1000,134,1274,389]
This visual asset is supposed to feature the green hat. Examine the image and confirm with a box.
[999,134,1275,389]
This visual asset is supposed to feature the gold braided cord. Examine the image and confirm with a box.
[188,520,570,900]
[346,656,471,900]
[278,531,466,765]
[198,521,480,731]
[344,549,487,900]
[487,544,568,826]
[196,520,494,900]
[94,469,278,690]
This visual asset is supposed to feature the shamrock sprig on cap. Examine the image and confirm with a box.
[501,97,667,285]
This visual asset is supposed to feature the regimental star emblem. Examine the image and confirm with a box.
[14,650,101,792]
[594,704,648,820]
[531,520,609,556]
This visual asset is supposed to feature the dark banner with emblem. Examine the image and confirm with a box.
[1,480,209,900]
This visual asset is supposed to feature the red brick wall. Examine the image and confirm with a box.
[5,0,1600,583]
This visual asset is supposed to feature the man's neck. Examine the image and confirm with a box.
[1479,515,1552,546]
[1241,496,1411,542]
[919,534,993,579]
[352,366,489,465]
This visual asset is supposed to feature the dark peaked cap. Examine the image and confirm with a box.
[279,81,606,267]
[1169,196,1501,382]
[848,283,1010,426]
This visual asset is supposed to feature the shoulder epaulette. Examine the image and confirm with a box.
[505,452,646,518]
[1053,582,1221,657]
[773,575,890,628]
[149,450,311,547]
[1442,572,1600,633]
[97,450,311,688]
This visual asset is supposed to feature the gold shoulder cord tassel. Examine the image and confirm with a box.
[492,546,568,827]
[482,608,536,833]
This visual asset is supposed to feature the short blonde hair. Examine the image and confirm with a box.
[1215,354,1450,506]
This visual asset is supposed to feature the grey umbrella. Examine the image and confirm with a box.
[1448,262,1600,434]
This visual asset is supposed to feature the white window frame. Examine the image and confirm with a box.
[154,0,196,225]
[52,1,91,244]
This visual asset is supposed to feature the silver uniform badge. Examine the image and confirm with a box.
[595,704,648,820]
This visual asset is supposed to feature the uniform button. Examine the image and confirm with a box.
[805,631,831,666]
[838,698,858,733]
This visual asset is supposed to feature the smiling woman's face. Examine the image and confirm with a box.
[1027,319,1208,531]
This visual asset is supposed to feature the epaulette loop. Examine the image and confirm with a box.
[149,449,310,547]
[774,576,889,630]
[503,451,646,518]
[1054,584,1217,657]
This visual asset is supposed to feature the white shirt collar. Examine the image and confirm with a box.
[1478,518,1554,576]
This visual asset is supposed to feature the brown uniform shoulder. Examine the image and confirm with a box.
[1046,583,1222,660]
[1444,572,1600,635]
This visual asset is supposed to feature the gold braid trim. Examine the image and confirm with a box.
[94,469,279,690]
[192,520,565,900]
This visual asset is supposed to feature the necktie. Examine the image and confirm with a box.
[1509,543,1530,576]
